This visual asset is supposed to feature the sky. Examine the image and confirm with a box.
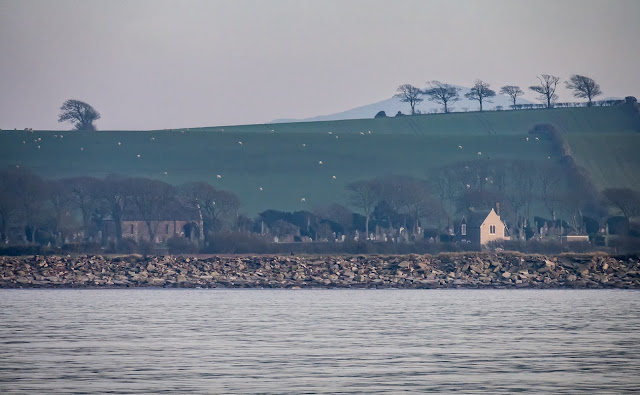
[1,0,639,130]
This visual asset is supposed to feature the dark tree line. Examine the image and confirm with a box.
[345,157,636,242]
[1,163,638,250]
[0,167,240,246]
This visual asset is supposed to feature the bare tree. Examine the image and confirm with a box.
[557,167,597,232]
[603,188,640,220]
[313,203,353,234]
[64,177,104,241]
[58,99,101,131]
[129,178,176,243]
[9,168,47,243]
[536,163,563,220]
[394,84,424,115]
[397,177,440,235]
[499,85,524,108]
[565,74,602,106]
[180,181,240,242]
[0,169,20,243]
[99,174,134,246]
[346,180,379,238]
[423,81,460,113]
[464,80,496,111]
[529,75,560,108]
[427,166,459,226]
[47,179,76,245]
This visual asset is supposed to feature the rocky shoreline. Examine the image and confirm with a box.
[1,253,639,289]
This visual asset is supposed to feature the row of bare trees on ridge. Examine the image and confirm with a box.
[395,74,603,114]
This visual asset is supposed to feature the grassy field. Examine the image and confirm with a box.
[1,106,639,215]
[566,132,640,191]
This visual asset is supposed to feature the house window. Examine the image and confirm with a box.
[130,224,134,234]
[165,224,170,234]
[461,224,466,236]
[490,225,496,234]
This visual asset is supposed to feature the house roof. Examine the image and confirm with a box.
[463,210,492,228]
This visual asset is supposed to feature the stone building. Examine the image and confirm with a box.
[458,208,509,245]
[105,200,202,244]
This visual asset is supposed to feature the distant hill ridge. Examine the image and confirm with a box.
[271,85,534,123]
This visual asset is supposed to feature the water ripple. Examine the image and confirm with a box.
[1,289,639,393]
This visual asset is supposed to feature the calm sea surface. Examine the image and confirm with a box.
[1,289,639,394]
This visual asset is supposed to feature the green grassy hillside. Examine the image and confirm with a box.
[566,132,640,190]
[1,106,638,215]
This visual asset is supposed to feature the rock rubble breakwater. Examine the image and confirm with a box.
[1,253,639,289]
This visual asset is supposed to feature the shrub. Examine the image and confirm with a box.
[166,236,199,255]
[374,111,387,118]
[0,245,47,256]
[201,232,271,254]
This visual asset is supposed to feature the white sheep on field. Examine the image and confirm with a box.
[458,145,463,149]
[318,161,323,165]
[217,174,222,179]
[238,141,243,145]
[477,151,482,156]
[332,176,336,179]
[259,187,263,191]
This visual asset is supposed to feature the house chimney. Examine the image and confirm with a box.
[496,202,500,215]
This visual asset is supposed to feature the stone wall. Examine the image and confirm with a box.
[1,253,638,289]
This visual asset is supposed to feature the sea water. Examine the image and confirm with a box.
[1,289,639,393]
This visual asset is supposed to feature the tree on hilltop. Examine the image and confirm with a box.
[58,99,101,131]
[565,74,602,106]
[423,81,460,113]
[394,84,423,115]
[464,80,496,111]
[499,85,524,108]
[529,75,560,109]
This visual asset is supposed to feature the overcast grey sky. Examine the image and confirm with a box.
[1,0,639,130]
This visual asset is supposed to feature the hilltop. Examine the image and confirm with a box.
[1,105,639,216]
[271,85,534,123]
